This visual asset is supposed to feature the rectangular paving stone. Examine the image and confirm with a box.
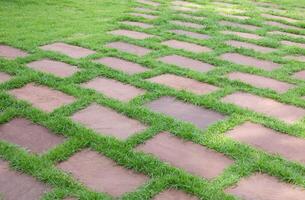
[170,20,204,29]
[293,70,305,80]
[227,72,294,93]
[222,92,305,123]
[281,40,305,49]
[121,21,154,29]
[105,42,152,56]
[26,59,80,78]
[172,5,198,12]
[71,103,147,139]
[220,53,280,71]
[81,77,145,102]
[94,57,148,75]
[40,42,96,59]
[0,45,28,60]
[265,21,303,31]
[0,118,64,153]
[0,159,50,200]
[130,13,158,19]
[268,31,305,39]
[0,72,12,84]
[109,29,154,39]
[221,30,263,40]
[172,0,201,8]
[154,189,198,200]
[222,14,250,20]
[137,132,233,179]
[285,55,305,62]
[9,83,75,112]
[162,40,212,53]
[261,13,298,23]
[158,55,214,72]
[137,0,160,6]
[147,74,218,95]
[219,21,260,31]
[179,13,206,21]
[57,149,148,197]
[226,173,305,200]
[226,122,305,164]
[225,40,276,53]
[169,29,210,40]
[134,7,154,12]
[145,96,226,129]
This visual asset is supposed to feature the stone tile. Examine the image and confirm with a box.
[220,53,280,71]
[261,13,298,23]
[0,45,28,60]
[81,77,145,102]
[222,14,250,20]
[281,40,305,49]
[293,70,305,80]
[255,2,279,8]
[170,20,204,29]
[172,0,201,8]
[63,198,77,200]
[109,29,154,39]
[40,42,96,59]
[130,13,158,19]
[94,57,148,75]
[222,92,305,123]
[145,96,226,129]
[158,55,214,72]
[161,40,212,53]
[147,74,218,95]
[285,55,305,62]
[227,72,294,93]
[121,21,154,29]
[221,31,263,40]
[169,30,210,40]
[219,21,260,31]
[137,0,160,6]
[179,14,206,21]
[0,72,12,84]
[265,21,303,31]
[212,2,235,7]
[226,173,305,200]
[0,159,50,200]
[57,149,148,197]
[105,42,152,56]
[172,6,198,12]
[268,31,305,39]
[26,59,80,78]
[71,103,147,139]
[225,40,276,53]
[154,189,198,200]
[9,83,75,112]
[226,122,305,164]
[137,132,233,179]
[134,7,154,12]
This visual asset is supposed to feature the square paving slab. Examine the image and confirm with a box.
[226,173,305,200]
[9,83,75,112]
[221,31,263,40]
[261,13,298,23]
[170,20,204,29]
[147,74,218,95]
[105,42,152,56]
[81,77,145,102]
[281,40,305,49]
[162,40,212,53]
[57,149,148,197]
[293,70,305,80]
[220,53,280,71]
[121,21,154,29]
[0,72,12,84]
[145,96,226,129]
[137,132,233,179]
[0,159,50,200]
[169,30,210,40]
[71,103,147,139]
[94,57,148,75]
[154,189,198,200]
[0,118,64,153]
[130,13,158,19]
[225,40,276,53]
[222,92,305,124]
[40,42,96,59]
[219,21,260,31]
[109,29,154,39]
[0,45,28,60]
[26,59,80,78]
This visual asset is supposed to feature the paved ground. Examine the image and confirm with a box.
[1,0,305,199]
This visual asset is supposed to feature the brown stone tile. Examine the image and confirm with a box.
[134,7,154,12]
[105,42,151,56]
[172,0,201,8]
[0,159,50,199]
[0,45,28,60]
[222,92,305,123]
[221,31,263,40]
[162,40,212,53]
[222,14,250,20]
[293,70,305,80]
[172,6,198,12]
[137,132,233,179]
[145,96,226,129]
[212,1,235,7]
[81,77,145,102]
[285,55,305,62]
[137,0,160,6]
[154,189,198,200]
[226,173,305,200]
[0,72,12,84]
[225,40,276,53]
[261,13,298,23]
[179,14,205,21]
[109,29,154,39]
[170,20,204,29]
[227,72,294,93]
[40,42,96,59]
[94,57,148,75]
[71,103,147,139]
[265,21,303,31]
[268,31,305,39]
[27,59,80,78]
[169,30,210,40]
[281,40,305,49]
[158,55,214,72]
[220,53,280,71]
[63,198,77,200]
[226,122,305,164]
[9,83,75,112]
[147,74,218,95]
[255,2,279,8]
[121,21,154,29]
[57,149,148,197]
[130,13,158,19]
[219,21,260,31]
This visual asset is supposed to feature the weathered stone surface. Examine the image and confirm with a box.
[105,42,152,56]
[154,189,199,200]
[0,45,28,60]
[222,31,263,40]
[268,31,305,39]
[293,70,305,80]
[265,21,302,31]
[169,30,210,40]
[109,29,154,39]
[179,14,205,21]
[225,40,276,53]
[281,40,305,49]
[162,40,212,53]
[121,21,154,29]
[284,55,305,62]
[261,13,298,23]
[0,72,12,84]
[130,13,158,19]
[222,14,250,20]
[137,0,160,6]
[170,20,204,29]
[219,21,260,31]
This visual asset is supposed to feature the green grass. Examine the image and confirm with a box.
[1,0,305,199]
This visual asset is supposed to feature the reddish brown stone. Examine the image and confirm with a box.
[220,53,280,71]
[130,13,158,19]
[40,42,96,59]
[137,132,233,179]
[158,55,214,72]
[121,21,154,29]
[105,42,151,56]
[219,21,260,31]
[0,159,50,199]
[285,55,305,62]
[162,40,212,53]
[226,173,305,200]
[9,83,75,112]
[134,7,154,12]
[293,70,305,80]
[147,74,218,95]
[109,29,154,39]
[154,189,198,200]
[265,21,302,31]
[212,1,235,7]
[227,72,294,93]
[222,92,305,124]
[137,0,160,6]
[27,59,80,78]
[71,103,147,139]
[81,77,145,102]
[169,30,210,40]
[221,31,263,40]
[281,40,305,49]
[172,0,201,8]
[172,6,197,12]
[225,40,276,53]
[179,13,205,20]
[268,31,305,39]
[222,14,250,20]
[261,13,298,23]
[57,149,148,197]
[145,96,226,129]
[0,45,28,60]
[94,57,148,75]
[170,20,204,29]
[0,72,11,84]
